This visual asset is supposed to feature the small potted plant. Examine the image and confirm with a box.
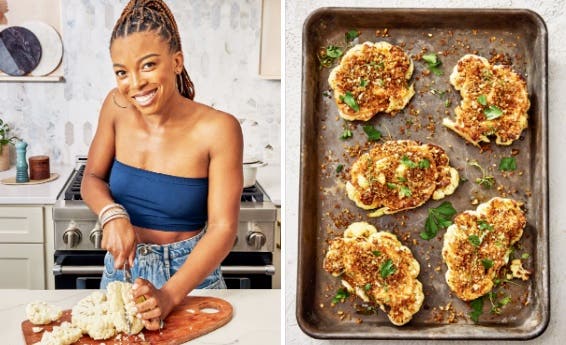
[0,118,18,171]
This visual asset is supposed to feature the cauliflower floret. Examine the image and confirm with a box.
[35,321,82,345]
[71,281,144,340]
[510,259,531,281]
[26,301,62,325]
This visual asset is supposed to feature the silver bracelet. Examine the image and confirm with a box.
[101,212,130,229]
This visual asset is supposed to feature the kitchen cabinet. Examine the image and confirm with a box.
[0,205,54,289]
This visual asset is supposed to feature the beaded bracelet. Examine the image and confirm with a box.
[99,203,129,229]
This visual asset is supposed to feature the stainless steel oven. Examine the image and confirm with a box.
[53,158,277,289]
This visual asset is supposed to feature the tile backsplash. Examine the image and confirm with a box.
[0,0,280,166]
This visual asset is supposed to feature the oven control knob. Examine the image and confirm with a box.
[63,227,82,249]
[89,223,103,249]
[246,232,266,249]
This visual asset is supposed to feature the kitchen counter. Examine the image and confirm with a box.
[257,164,281,207]
[0,289,281,345]
[0,165,74,204]
[286,1,564,344]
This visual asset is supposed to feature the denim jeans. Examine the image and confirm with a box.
[100,229,226,289]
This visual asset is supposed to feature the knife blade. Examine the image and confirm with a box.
[122,263,132,334]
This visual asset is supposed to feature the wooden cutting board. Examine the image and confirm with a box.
[21,296,233,345]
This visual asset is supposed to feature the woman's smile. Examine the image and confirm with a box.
[133,88,158,107]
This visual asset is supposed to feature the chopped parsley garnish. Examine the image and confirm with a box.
[400,155,417,168]
[380,259,396,279]
[481,258,494,269]
[488,292,511,314]
[335,164,344,173]
[372,250,382,256]
[362,125,382,141]
[340,128,353,140]
[521,253,530,259]
[397,176,408,182]
[422,52,443,76]
[484,105,503,120]
[468,235,481,247]
[477,219,494,231]
[364,283,372,291]
[339,92,360,112]
[418,159,431,169]
[386,182,397,189]
[370,60,385,69]
[468,160,496,189]
[326,45,343,58]
[332,288,350,304]
[345,29,360,42]
[444,99,452,107]
[469,297,484,323]
[360,78,368,87]
[499,157,517,171]
[399,185,412,197]
[477,94,488,106]
[420,201,457,240]
[322,90,332,98]
[318,45,343,68]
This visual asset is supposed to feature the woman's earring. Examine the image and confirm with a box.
[112,91,129,109]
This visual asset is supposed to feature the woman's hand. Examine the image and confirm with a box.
[131,278,175,330]
[101,218,137,269]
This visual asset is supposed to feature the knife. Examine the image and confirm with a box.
[122,263,133,334]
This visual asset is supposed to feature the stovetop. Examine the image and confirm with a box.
[63,164,269,203]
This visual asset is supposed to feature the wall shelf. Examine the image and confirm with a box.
[0,75,64,82]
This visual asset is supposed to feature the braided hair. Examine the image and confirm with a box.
[111,0,195,100]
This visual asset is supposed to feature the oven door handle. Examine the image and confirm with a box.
[53,264,276,276]
[220,265,275,276]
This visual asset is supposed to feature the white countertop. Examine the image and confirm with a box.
[0,289,280,345]
[257,164,282,206]
[285,1,564,344]
[0,165,74,205]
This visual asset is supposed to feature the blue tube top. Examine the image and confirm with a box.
[108,159,208,231]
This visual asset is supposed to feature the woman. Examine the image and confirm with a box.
[80,0,243,331]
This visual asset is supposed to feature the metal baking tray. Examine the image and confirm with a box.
[297,8,548,340]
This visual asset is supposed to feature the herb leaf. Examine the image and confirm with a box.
[418,159,431,169]
[360,78,368,87]
[477,94,488,106]
[499,157,517,172]
[401,155,417,168]
[399,185,412,197]
[326,45,343,58]
[468,160,496,189]
[317,45,344,68]
[420,202,457,240]
[484,105,503,120]
[331,288,350,304]
[345,29,360,42]
[468,235,481,247]
[362,125,382,141]
[372,250,382,256]
[386,182,398,189]
[336,164,344,173]
[364,283,372,291]
[339,92,360,112]
[422,53,443,75]
[340,128,353,140]
[469,297,484,323]
[481,258,494,269]
[477,220,494,231]
[521,253,530,259]
[380,259,396,279]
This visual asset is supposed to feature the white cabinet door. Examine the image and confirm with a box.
[0,206,43,243]
[0,244,45,289]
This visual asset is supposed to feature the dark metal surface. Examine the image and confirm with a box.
[297,8,548,340]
